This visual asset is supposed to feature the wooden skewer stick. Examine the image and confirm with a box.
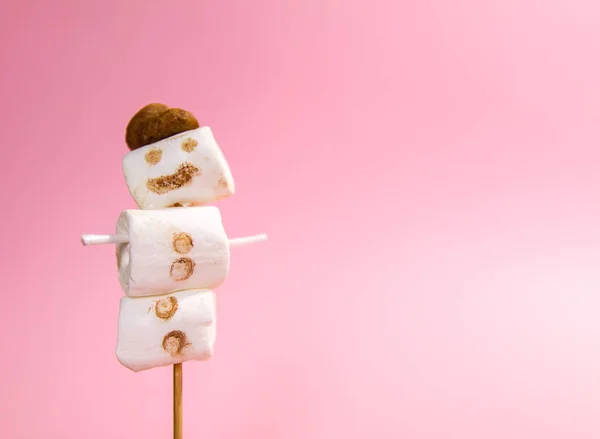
[174,363,183,439]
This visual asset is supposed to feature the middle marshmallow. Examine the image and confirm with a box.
[115,206,230,297]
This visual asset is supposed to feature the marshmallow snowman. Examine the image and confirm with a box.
[81,103,266,373]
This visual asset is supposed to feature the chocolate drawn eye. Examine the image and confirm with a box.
[145,149,163,165]
[181,138,198,152]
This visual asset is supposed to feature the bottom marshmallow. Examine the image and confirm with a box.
[116,289,216,372]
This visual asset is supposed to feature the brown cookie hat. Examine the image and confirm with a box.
[126,103,200,150]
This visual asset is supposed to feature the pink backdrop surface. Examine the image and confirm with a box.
[2,0,600,438]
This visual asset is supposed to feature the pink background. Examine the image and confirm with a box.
[2,0,600,438]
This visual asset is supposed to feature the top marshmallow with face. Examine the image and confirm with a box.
[122,127,235,209]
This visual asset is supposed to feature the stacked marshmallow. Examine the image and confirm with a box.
[83,126,258,372]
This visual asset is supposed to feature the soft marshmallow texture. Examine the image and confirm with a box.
[115,206,230,297]
[122,126,235,209]
[116,289,216,372]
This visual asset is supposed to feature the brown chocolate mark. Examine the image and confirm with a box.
[168,203,184,208]
[145,149,163,165]
[172,233,193,254]
[181,138,198,152]
[155,296,178,320]
[217,175,229,190]
[126,103,200,151]
[170,257,195,281]
[146,162,201,195]
[162,330,189,356]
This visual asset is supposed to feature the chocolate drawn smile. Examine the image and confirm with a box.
[146,162,201,195]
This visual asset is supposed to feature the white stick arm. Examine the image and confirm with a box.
[81,233,267,247]
[81,234,129,246]
[229,234,268,247]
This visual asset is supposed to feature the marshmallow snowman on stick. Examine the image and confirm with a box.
[80,104,267,439]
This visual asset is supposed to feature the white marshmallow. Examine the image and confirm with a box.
[122,126,235,209]
[115,206,230,297]
[116,289,216,373]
